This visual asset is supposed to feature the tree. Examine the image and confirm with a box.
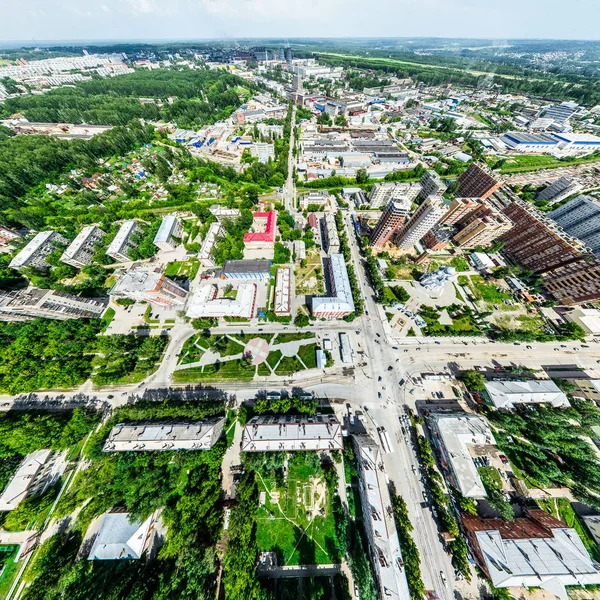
[356,168,369,184]
[115,298,135,307]
[294,314,310,328]
[459,369,486,391]
[317,112,332,126]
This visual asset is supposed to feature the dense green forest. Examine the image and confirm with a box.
[0,68,251,128]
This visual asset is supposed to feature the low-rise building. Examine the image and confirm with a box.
[565,308,600,335]
[209,205,241,221]
[369,182,422,209]
[110,269,187,307]
[0,288,107,321]
[274,267,291,315]
[187,283,256,319]
[61,225,105,268]
[429,413,495,498]
[0,226,22,249]
[299,191,330,210]
[311,254,355,318]
[322,213,340,254]
[354,435,410,600]
[9,230,68,270]
[463,509,600,599]
[88,512,155,561]
[0,449,52,511]
[221,259,272,280]
[420,266,457,291]
[293,240,306,261]
[244,211,276,251]
[103,418,225,452]
[484,380,570,409]
[242,415,343,452]
[250,142,275,163]
[536,177,583,206]
[106,221,141,262]
[198,222,224,267]
[153,215,183,252]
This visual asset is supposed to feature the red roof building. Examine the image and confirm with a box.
[244,211,276,249]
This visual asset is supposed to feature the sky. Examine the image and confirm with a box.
[1,0,599,43]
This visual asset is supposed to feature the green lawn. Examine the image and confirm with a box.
[297,343,318,369]
[466,275,512,303]
[172,358,255,382]
[274,332,315,344]
[257,362,272,376]
[0,545,20,600]
[478,466,503,489]
[266,350,283,370]
[450,256,470,272]
[164,259,200,281]
[231,333,275,344]
[275,356,305,376]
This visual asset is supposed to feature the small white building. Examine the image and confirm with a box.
[0,449,52,511]
[484,380,570,410]
[186,283,257,320]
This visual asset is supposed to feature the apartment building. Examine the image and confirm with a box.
[368,182,422,209]
[311,254,355,318]
[8,231,68,270]
[322,213,340,254]
[274,267,292,316]
[369,199,412,249]
[453,203,512,248]
[61,225,105,268]
[0,450,52,511]
[419,170,447,200]
[221,260,272,280]
[439,197,480,226]
[456,163,502,199]
[244,211,276,251]
[536,177,583,205]
[153,215,183,252]
[0,288,107,321]
[299,191,331,210]
[395,196,447,250]
[548,195,600,257]
[198,222,225,267]
[106,221,141,262]
[110,269,188,306]
[422,225,452,250]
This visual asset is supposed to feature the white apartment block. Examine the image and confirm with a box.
[369,182,422,209]
[0,450,52,511]
[322,213,340,254]
[61,225,105,268]
[311,254,355,318]
[419,170,447,200]
[299,191,331,210]
[153,215,183,251]
[198,222,225,267]
[396,196,447,250]
[106,221,141,262]
[274,267,291,315]
[9,231,68,270]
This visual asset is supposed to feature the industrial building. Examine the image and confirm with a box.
[353,435,410,600]
[221,259,272,280]
[368,182,422,209]
[60,225,105,268]
[250,142,275,163]
[311,254,355,318]
[241,415,343,452]
[462,509,600,599]
[0,288,107,321]
[103,418,225,452]
[274,267,291,315]
[456,163,501,199]
[153,215,183,252]
[186,283,256,319]
[198,222,225,267]
[0,449,52,511]
[536,177,582,206]
[110,269,187,306]
[369,199,412,249]
[243,211,276,251]
[88,512,155,561]
[322,213,340,254]
[9,230,68,270]
[566,308,600,336]
[484,380,570,409]
[395,196,447,250]
[548,196,600,257]
[501,132,558,152]
[106,221,141,262]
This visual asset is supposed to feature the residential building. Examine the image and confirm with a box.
[422,225,452,250]
[110,269,187,306]
[307,213,318,231]
[274,267,291,315]
[241,415,343,452]
[293,240,306,261]
[536,177,582,206]
[88,512,155,560]
[299,191,331,210]
[484,380,570,409]
[311,254,355,318]
[462,509,600,599]
[198,222,224,267]
[9,231,68,270]
[428,413,495,498]
[0,450,52,511]
[322,213,340,254]
[439,198,480,226]
[106,221,141,262]
[419,170,447,200]
[186,283,256,319]
[221,260,272,280]
[369,199,412,249]
[0,288,107,321]
[61,225,105,268]
[395,196,447,250]
[103,418,225,452]
[549,196,600,257]
[153,215,183,252]
[0,226,21,249]
[566,308,600,336]
[564,379,600,403]
[244,211,276,250]
[453,204,513,248]
[582,516,600,549]
[353,435,410,600]
[368,182,422,209]
[456,163,501,199]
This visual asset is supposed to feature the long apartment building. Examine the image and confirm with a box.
[274,267,291,315]
[110,268,188,306]
[311,253,355,318]
[61,225,105,268]
[368,182,422,209]
[453,202,513,248]
[9,231,68,270]
[322,213,340,254]
[500,200,600,304]
[354,435,410,600]
[153,215,183,251]
[395,196,447,250]
[548,195,600,257]
[198,222,225,267]
[0,288,107,321]
[456,163,502,199]
[369,199,412,249]
[106,221,141,262]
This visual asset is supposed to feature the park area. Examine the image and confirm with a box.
[164,259,200,282]
[254,453,338,565]
[295,248,325,295]
[173,332,321,382]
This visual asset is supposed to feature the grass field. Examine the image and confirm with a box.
[255,455,337,565]
[274,332,315,344]
[0,545,20,600]
[172,358,256,383]
[297,343,318,369]
[275,356,305,376]
[164,259,200,281]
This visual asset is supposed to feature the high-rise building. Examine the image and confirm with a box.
[369,199,412,249]
[422,225,452,250]
[106,221,141,262]
[536,177,583,206]
[9,231,68,270]
[61,225,105,268]
[548,196,600,257]
[368,182,422,209]
[419,170,447,200]
[284,47,293,63]
[456,163,501,199]
[110,268,188,306]
[453,202,512,248]
[439,197,480,226]
[394,196,447,250]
